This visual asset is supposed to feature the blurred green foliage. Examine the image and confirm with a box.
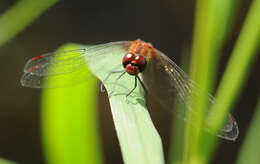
[185,0,238,163]
[0,158,17,164]
[184,0,260,164]
[0,0,59,47]
[41,44,104,164]
[237,98,260,164]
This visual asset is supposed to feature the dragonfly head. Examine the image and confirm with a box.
[122,53,147,75]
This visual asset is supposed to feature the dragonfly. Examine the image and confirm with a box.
[21,39,239,141]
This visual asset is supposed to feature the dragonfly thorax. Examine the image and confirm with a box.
[122,53,147,75]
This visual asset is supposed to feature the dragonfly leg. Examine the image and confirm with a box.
[108,71,127,96]
[100,70,125,92]
[136,75,146,93]
[136,75,150,113]
[126,76,137,98]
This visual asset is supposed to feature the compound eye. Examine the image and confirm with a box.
[122,53,136,68]
[134,55,147,72]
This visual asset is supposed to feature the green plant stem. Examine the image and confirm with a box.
[0,0,59,47]
[89,52,165,164]
[0,158,17,164]
[184,0,236,163]
[209,0,260,133]
[42,44,104,164]
[236,98,260,164]
[202,0,260,162]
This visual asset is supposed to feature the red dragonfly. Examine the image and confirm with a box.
[21,39,238,141]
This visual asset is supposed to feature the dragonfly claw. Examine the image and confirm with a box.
[100,82,106,92]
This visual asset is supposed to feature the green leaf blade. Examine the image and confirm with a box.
[236,98,260,164]
[210,0,260,130]
[42,42,165,164]
[184,0,238,163]
[0,158,17,164]
[0,0,59,46]
[88,45,165,164]
[41,44,104,164]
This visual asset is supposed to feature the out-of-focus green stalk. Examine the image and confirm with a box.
[168,103,185,164]
[209,0,260,134]
[203,0,260,161]
[168,48,189,164]
[0,158,17,164]
[0,0,59,47]
[236,98,260,164]
[42,44,104,164]
[184,0,237,163]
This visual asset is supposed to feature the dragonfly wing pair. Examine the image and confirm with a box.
[21,40,238,141]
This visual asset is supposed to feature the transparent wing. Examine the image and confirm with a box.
[21,41,128,88]
[142,49,238,141]
[23,49,86,76]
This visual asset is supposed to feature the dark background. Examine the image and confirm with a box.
[0,0,259,163]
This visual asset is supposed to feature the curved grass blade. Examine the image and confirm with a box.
[41,44,103,164]
[0,0,59,47]
[168,101,185,164]
[185,0,239,163]
[200,0,260,162]
[208,0,260,134]
[41,42,164,164]
[87,44,165,164]
[0,158,17,164]
[236,98,260,164]
[168,50,189,164]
